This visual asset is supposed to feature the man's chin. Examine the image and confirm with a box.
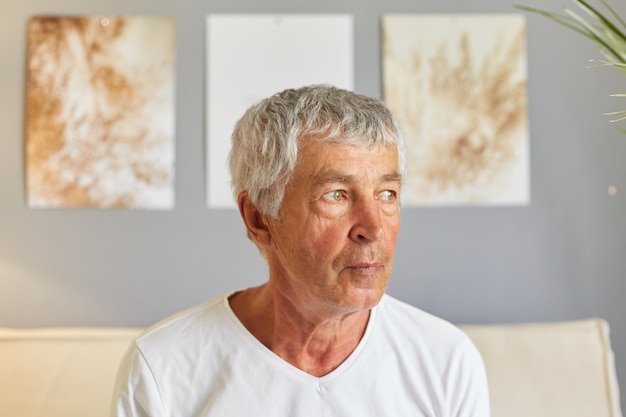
[339,287,386,313]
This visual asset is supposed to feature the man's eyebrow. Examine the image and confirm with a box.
[382,173,402,183]
[312,172,352,186]
[312,171,402,186]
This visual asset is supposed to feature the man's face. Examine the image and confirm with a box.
[264,137,402,316]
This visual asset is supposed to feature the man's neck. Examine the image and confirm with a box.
[229,284,371,377]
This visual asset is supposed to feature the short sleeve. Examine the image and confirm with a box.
[446,337,491,417]
[110,343,166,417]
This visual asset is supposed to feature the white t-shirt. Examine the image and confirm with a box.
[111,293,490,417]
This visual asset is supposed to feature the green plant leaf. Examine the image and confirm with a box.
[514,1,626,132]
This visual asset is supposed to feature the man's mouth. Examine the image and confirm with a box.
[346,262,385,276]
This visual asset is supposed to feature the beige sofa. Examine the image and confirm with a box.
[0,319,622,417]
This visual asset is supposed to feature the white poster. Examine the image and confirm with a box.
[206,14,354,208]
[383,14,530,206]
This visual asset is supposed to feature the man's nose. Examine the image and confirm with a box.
[348,199,384,243]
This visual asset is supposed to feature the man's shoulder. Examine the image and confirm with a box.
[377,294,469,345]
[134,292,235,350]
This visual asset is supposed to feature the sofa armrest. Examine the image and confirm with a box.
[0,327,142,417]
[460,319,623,417]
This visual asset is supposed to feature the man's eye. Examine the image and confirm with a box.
[378,190,396,202]
[323,190,344,202]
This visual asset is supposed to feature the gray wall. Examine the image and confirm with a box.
[2,0,625,410]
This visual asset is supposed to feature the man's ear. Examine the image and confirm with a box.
[238,191,272,247]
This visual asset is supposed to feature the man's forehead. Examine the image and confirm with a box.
[299,135,397,154]
[299,143,400,180]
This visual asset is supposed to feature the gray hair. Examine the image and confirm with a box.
[228,84,405,219]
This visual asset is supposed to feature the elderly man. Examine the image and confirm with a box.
[111,85,490,417]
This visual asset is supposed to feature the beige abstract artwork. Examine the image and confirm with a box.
[26,16,175,209]
[383,14,529,206]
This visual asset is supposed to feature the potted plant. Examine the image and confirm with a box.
[515,0,626,131]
